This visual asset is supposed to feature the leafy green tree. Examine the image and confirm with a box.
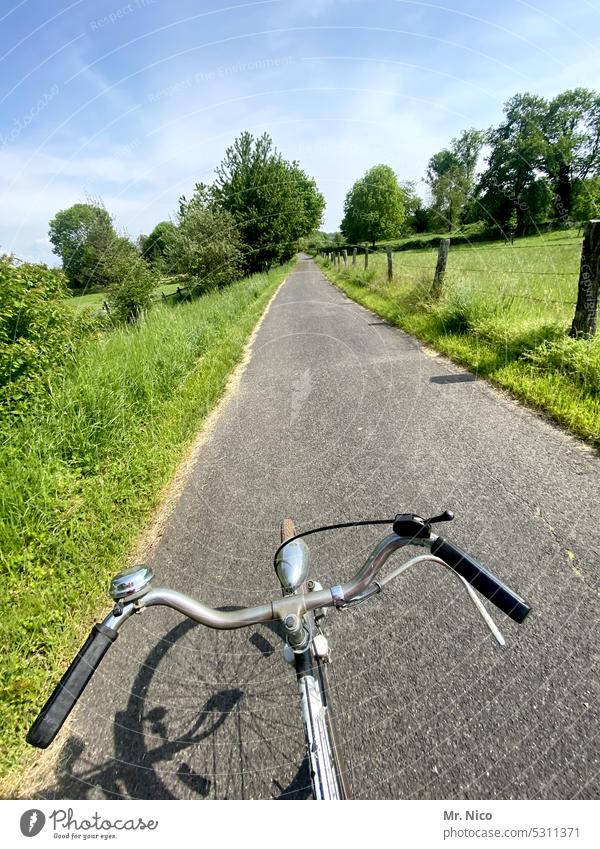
[572,176,600,222]
[168,186,243,292]
[475,89,600,231]
[212,132,325,271]
[340,164,406,247]
[544,88,600,221]
[48,202,116,290]
[103,237,156,323]
[475,93,548,233]
[301,231,329,253]
[426,129,483,231]
[141,220,178,271]
[408,203,431,233]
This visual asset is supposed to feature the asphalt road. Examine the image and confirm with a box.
[35,256,600,800]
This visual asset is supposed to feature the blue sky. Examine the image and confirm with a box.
[1,0,600,263]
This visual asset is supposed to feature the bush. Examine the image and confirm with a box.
[104,238,157,323]
[0,257,94,413]
[169,191,243,292]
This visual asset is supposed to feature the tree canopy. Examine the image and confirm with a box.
[48,202,116,290]
[475,89,600,232]
[426,129,484,231]
[212,131,325,271]
[141,220,178,270]
[340,164,406,247]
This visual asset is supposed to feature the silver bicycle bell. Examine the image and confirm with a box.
[275,538,310,593]
[110,564,154,601]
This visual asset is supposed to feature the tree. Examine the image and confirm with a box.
[141,220,178,271]
[48,202,116,290]
[543,88,600,221]
[426,129,483,231]
[572,177,600,222]
[212,131,325,272]
[340,164,406,247]
[475,93,548,233]
[168,186,243,292]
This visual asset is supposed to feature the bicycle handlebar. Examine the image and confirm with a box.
[430,536,530,623]
[26,623,119,749]
[26,520,531,749]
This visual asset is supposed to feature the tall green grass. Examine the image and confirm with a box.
[0,263,290,782]
[318,231,600,443]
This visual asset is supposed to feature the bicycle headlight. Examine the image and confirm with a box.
[275,539,310,593]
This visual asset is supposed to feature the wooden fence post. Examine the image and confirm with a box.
[342,249,348,266]
[432,238,450,296]
[570,220,600,337]
[364,247,369,270]
[352,247,357,266]
[386,246,393,282]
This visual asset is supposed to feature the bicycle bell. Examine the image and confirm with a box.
[110,564,154,601]
[275,538,310,592]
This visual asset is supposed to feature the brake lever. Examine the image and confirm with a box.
[374,553,505,646]
[457,575,505,646]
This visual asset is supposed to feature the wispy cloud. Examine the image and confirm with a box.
[1,0,599,260]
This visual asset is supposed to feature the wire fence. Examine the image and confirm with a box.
[319,228,593,315]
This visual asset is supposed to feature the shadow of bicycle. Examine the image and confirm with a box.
[32,616,311,800]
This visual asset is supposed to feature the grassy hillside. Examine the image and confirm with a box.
[0,262,291,782]
[317,231,600,443]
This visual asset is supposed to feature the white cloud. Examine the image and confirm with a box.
[4,1,600,260]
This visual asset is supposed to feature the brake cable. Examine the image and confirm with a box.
[273,518,395,567]
[273,510,455,567]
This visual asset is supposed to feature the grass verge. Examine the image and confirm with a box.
[0,262,291,784]
[316,237,599,444]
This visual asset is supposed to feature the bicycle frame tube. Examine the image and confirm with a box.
[296,654,343,800]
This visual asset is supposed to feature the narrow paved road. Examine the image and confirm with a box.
[36,257,599,800]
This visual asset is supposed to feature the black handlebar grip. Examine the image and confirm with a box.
[430,537,531,623]
[26,623,119,749]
